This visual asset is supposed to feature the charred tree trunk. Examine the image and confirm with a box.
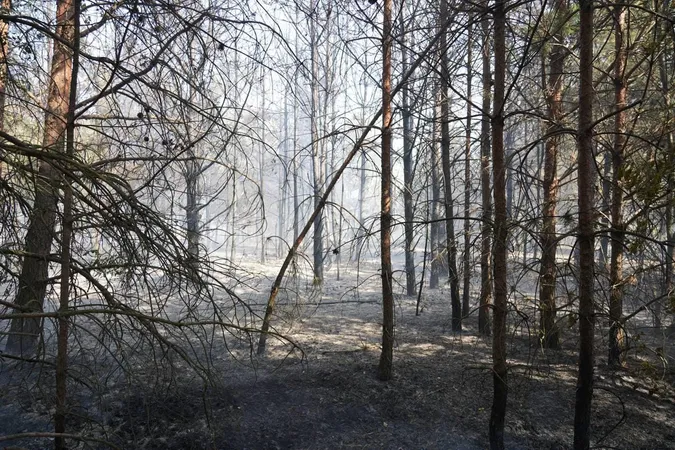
[401,15,417,298]
[430,83,443,290]
[378,0,394,381]
[6,0,75,356]
[440,0,461,331]
[574,0,596,447]
[539,0,567,350]
[608,2,627,368]
[463,21,473,318]
[479,1,493,336]
[0,0,9,135]
[489,0,507,448]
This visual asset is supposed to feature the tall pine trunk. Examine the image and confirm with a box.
[479,1,493,336]
[463,21,473,317]
[489,0,507,447]
[401,15,417,297]
[440,0,461,331]
[656,0,673,329]
[6,0,75,356]
[55,1,79,446]
[0,0,9,135]
[378,0,394,381]
[310,2,324,283]
[430,87,443,290]
[574,0,596,447]
[608,2,627,367]
[539,0,567,350]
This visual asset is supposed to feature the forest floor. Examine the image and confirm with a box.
[1,255,675,449]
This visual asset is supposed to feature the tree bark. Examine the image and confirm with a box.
[608,2,627,368]
[657,0,674,330]
[440,0,461,331]
[378,0,394,382]
[539,0,568,350]
[0,0,9,134]
[54,1,79,445]
[401,14,417,298]
[310,2,323,284]
[185,147,200,267]
[574,0,596,447]
[463,20,473,318]
[6,0,75,356]
[489,0,507,448]
[479,1,493,336]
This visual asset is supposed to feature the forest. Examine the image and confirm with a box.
[0,0,674,448]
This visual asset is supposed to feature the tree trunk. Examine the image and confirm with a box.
[310,3,324,284]
[6,0,75,357]
[539,0,567,350]
[401,14,417,298]
[657,0,674,330]
[0,0,9,135]
[463,21,473,318]
[378,0,394,382]
[185,149,200,267]
[279,94,289,258]
[293,7,300,245]
[608,2,627,368]
[54,1,79,446]
[479,1,493,336]
[440,0,461,331]
[430,82,443,290]
[574,0,596,447]
[260,74,267,265]
[490,0,507,448]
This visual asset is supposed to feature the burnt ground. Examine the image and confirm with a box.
[1,260,674,450]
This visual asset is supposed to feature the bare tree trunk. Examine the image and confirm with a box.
[185,148,200,267]
[293,8,300,245]
[378,0,394,382]
[505,130,513,219]
[657,0,674,330]
[430,83,443,290]
[574,0,596,447]
[479,1,493,336]
[600,153,611,267]
[440,0,461,331]
[0,0,9,136]
[355,78,368,260]
[310,3,324,284]
[356,146,366,258]
[490,0,507,448]
[6,0,75,356]
[54,1,79,446]
[278,94,289,258]
[401,14,417,298]
[260,74,267,265]
[463,21,473,318]
[608,2,627,368]
[539,0,567,350]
